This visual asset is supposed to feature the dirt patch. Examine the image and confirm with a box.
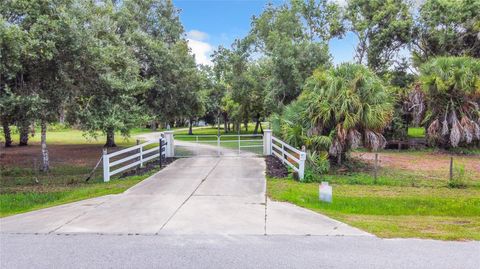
[265,155,288,178]
[352,151,480,179]
[1,143,105,168]
[119,157,176,178]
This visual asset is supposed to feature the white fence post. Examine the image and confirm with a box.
[164,131,174,157]
[263,129,272,155]
[298,145,307,180]
[139,144,144,168]
[136,139,143,168]
[103,148,110,182]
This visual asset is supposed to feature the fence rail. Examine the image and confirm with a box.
[271,135,306,179]
[103,137,166,182]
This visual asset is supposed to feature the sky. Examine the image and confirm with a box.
[174,0,357,66]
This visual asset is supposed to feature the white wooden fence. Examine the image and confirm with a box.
[264,130,306,180]
[102,137,167,182]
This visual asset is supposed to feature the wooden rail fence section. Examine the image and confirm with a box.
[103,137,167,182]
[264,130,306,180]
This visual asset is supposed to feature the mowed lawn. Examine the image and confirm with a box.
[268,150,480,241]
[0,127,156,217]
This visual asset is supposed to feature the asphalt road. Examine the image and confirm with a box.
[1,234,478,269]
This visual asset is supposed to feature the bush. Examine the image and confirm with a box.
[302,151,330,182]
[47,123,70,132]
[448,164,468,189]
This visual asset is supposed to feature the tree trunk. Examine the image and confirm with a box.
[2,121,12,147]
[40,120,49,172]
[105,128,117,147]
[188,118,193,135]
[244,120,248,132]
[150,120,157,131]
[253,113,261,134]
[59,108,65,124]
[223,113,228,133]
[30,122,36,138]
[18,121,30,146]
[228,122,231,132]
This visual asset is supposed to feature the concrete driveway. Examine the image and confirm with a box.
[0,156,369,236]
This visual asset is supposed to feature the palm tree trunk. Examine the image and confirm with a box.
[2,121,12,147]
[105,128,117,147]
[40,120,49,172]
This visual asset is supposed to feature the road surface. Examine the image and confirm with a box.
[1,233,479,269]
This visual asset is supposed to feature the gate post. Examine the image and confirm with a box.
[159,138,163,167]
[102,148,110,182]
[298,146,307,180]
[164,131,174,157]
[263,129,272,155]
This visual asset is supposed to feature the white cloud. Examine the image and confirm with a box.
[186,30,213,66]
[186,30,209,41]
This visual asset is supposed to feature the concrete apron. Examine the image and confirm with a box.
[0,157,371,236]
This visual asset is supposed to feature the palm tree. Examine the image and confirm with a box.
[302,64,393,164]
[416,57,480,148]
[270,99,309,147]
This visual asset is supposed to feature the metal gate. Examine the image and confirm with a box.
[173,134,264,157]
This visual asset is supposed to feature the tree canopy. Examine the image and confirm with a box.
[417,57,480,148]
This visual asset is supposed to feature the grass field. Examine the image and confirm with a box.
[0,171,155,217]
[268,151,480,241]
[0,127,162,217]
[3,125,153,146]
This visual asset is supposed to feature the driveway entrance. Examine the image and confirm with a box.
[0,156,369,236]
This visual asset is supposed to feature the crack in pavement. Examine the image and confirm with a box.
[48,197,114,234]
[155,158,222,234]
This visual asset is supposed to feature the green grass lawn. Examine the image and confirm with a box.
[0,171,154,217]
[0,127,166,217]
[12,127,153,146]
[268,151,480,241]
